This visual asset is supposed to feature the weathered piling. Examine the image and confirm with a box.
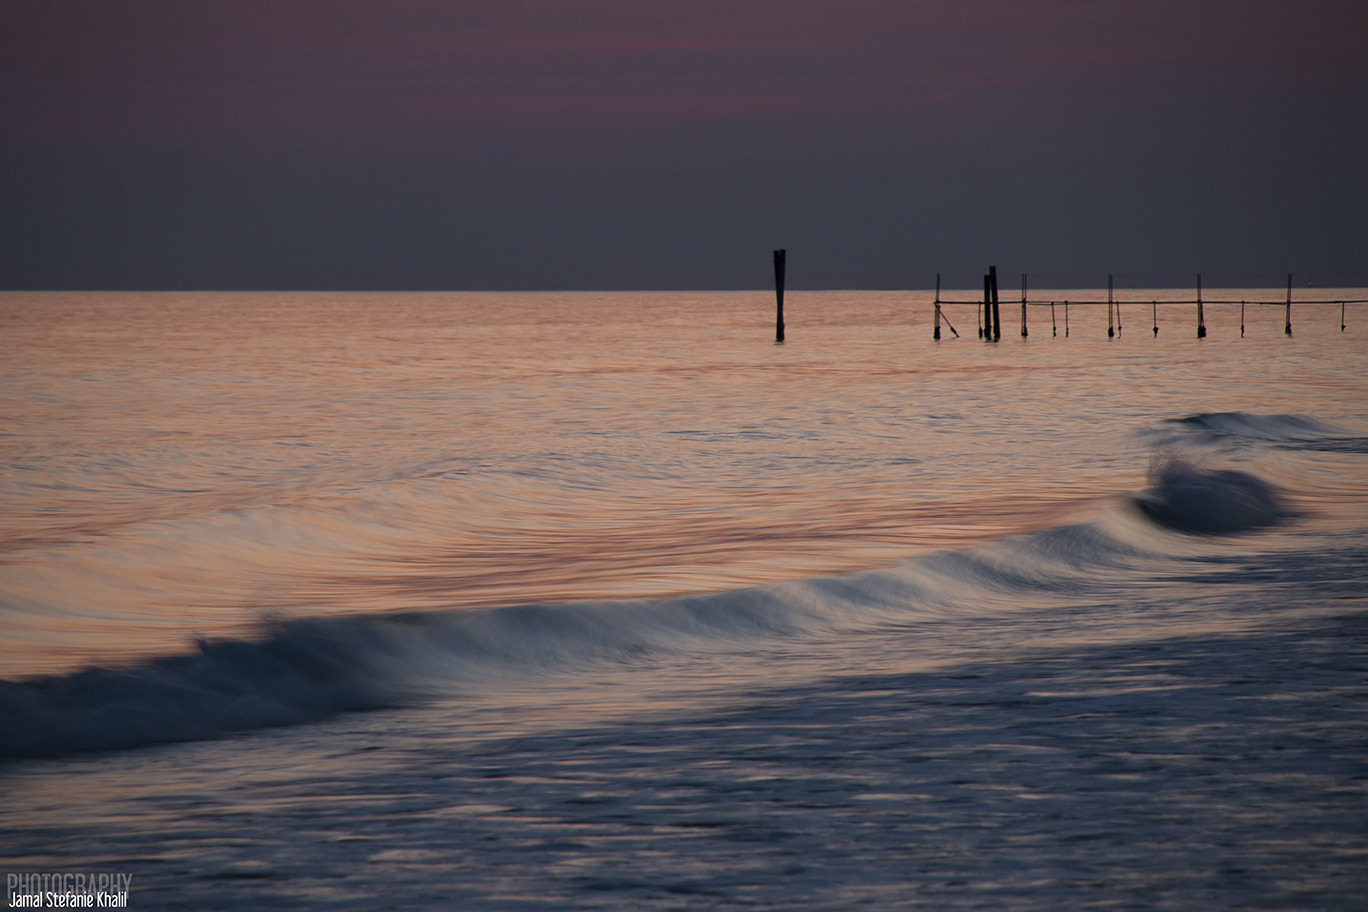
[931,273,960,340]
[1108,275,1115,339]
[1196,274,1207,338]
[1285,274,1293,336]
[934,274,941,341]
[932,274,960,340]
[773,249,786,343]
[989,266,1001,342]
[1020,273,1028,338]
[981,274,990,340]
[928,271,1362,342]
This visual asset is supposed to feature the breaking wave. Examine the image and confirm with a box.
[1155,412,1368,454]
[1132,460,1290,535]
[1,412,1346,760]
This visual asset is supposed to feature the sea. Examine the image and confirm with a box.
[2,288,1366,910]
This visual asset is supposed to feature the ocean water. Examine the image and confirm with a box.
[2,289,1367,909]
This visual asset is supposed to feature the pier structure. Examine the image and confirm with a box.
[931,272,1365,341]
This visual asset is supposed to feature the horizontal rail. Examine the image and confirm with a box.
[934,298,1368,306]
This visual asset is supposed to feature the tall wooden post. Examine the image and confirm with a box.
[1108,274,1115,339]
[981,274,990,340]
[773,249,786,343]
[989,265,1001,342]
[1020,273,1028,338]
[1285,273,1293,336]
[934,273,942,341]
[1196,273,1207,338]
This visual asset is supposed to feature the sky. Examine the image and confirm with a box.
[2,0,1365,290]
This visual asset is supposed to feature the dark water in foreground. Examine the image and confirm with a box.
[2,291,1366,908]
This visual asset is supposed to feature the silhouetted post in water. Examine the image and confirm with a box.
[1152,301,1159,337]
[932,275,959,340]
[981,275,990,340]
[934,274,942,341]
[989,265,1001,342]
[1020,273,1028,338]
[1051,301,1058,337]
[1108,274,1115,339]
[1196,273,1207,338]
[1285,274,1293,336]
[1064,300,1070,337]
[979,271,998,341]
[1241,300,1246,337]
[773,249,786,343]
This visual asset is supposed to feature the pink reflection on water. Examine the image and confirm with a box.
[2,290,1364,678]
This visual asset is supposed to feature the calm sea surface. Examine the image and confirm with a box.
[2,290,1366,909]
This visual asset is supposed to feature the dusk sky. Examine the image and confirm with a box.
[2,0,1365,290]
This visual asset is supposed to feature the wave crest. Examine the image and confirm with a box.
[0,620,402,759]
[1132,459,1290,536]
[1158,412,1368,454]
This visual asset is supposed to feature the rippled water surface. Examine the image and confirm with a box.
[5,290,1364,676]
[2,290,1366,909]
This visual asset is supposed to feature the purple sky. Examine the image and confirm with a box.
[3,0,1365,289]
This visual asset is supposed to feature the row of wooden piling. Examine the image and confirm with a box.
[937,270,1364,340]
[772,256,1363,341]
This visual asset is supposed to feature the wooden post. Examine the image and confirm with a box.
[1108,274,1115,339]
[989,265,1001,342]
[1020,273,1028,338]
[773,249,786,343]
[1196,273,1207,338]
[934,273,941,341]
[981,274,990,340]
[1064,300,1070,338]
[1285,273,1293,336]
[934,275,960,339]
[1152,300,1158,337]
